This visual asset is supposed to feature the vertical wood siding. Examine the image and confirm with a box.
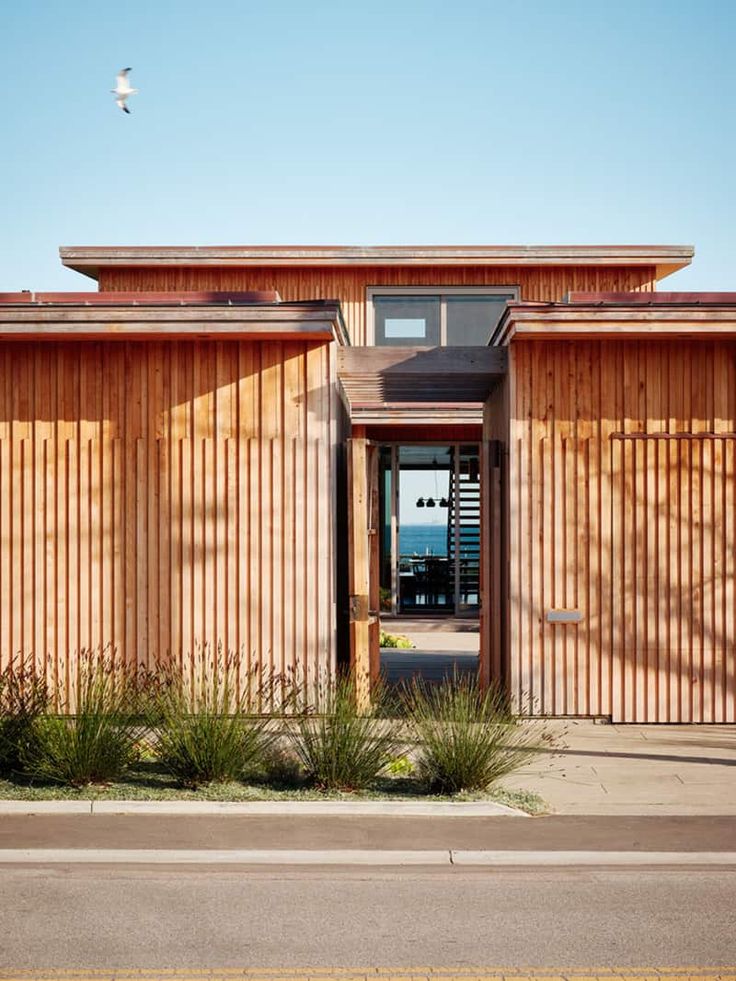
[611,434,736,722]
[508,339,736,722]
[0,340,336,696]
[98,266,658,345]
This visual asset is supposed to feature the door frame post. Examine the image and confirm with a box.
[347,427,371,710]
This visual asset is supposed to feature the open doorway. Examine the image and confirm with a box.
[378,443,480,684]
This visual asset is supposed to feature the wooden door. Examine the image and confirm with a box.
[611,434,736,723]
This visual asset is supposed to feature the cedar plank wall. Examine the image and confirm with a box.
[99,266,657,344]
[0,339,336,698]
[509,339,736,723]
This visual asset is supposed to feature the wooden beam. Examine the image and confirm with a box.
[349,406,485,425]
[347,431,371,709]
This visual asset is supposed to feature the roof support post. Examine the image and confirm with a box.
[347,428,371,711]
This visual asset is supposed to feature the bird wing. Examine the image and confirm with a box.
[115,97,131,113]
[115,68,132,89]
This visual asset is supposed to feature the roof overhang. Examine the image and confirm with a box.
[0,293,348,344]
[59,244,694,282]
[493,295,736,345]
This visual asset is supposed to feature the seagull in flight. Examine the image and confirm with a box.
[112,68,138,114]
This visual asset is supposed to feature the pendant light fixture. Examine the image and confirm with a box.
[416,496,426,508]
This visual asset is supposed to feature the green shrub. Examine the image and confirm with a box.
[152,662,275,789]
[25,658,142,787]
[0,664,50,776]
[288,673,401,791]
[379,630,414,649]
[386,754,415,777]
[405,674,542,794]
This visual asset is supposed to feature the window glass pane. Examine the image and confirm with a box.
[445,295,513,346]
[385,318,427,339]
[374,295,440,346]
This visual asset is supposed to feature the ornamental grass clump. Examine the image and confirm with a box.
[405,674,542,795]
[25,655,142,787]
[0,662,50,776]
[152,656,275,789]
[288,673,401,791]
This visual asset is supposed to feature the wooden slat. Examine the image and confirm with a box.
[181,438,193,673]
[0,437,10,671]
[135,437,147,666]
[67,438,79,699]
[226,437,238,665]
[725,440,736,722]
[112,439,124,666]
[610,437,623,721]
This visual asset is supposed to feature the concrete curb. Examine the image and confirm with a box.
[0,847,734,866]
[0,800,94,814]
[0,799,528,817]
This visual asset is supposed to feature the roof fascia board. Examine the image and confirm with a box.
[503,324,736,342]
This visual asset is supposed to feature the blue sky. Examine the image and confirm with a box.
[2,0,735,292]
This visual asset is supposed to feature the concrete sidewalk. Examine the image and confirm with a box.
[504,720,736,815]
[1,813,733,852]
[1,813,735,868]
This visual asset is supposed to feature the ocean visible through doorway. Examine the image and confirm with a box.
[401,524,447,556]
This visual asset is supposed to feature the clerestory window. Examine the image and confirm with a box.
[368,286,518,347]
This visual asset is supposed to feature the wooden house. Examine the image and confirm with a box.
[1,243,734,721]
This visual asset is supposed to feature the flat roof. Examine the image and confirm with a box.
[59,244,694,280]
[492,292,736,344]
[568,291,736,305]
[0,293,348,344]
[0,290,282,305]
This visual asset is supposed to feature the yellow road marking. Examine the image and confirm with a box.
[3,971,735,975]
[1,971,736,980]
[4,971,734,975]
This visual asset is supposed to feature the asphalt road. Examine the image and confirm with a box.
[1,865,735,970]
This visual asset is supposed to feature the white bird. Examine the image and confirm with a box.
[111,67,138,114]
